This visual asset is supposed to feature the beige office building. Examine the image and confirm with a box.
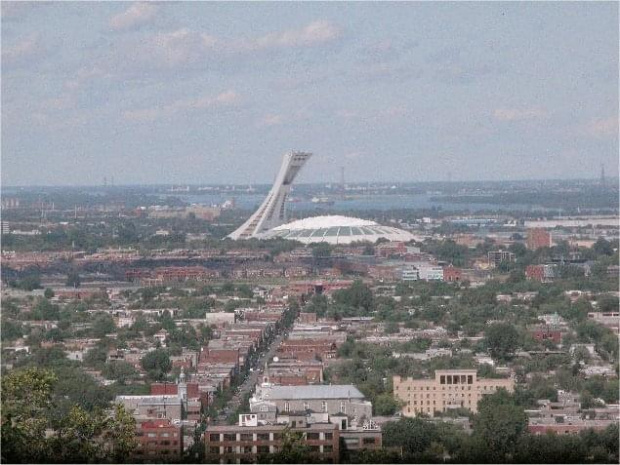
[393,369,514,417]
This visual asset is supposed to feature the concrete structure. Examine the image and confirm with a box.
[393,369,514,418]
[205,312,236,327]
[488,250,516,268]
[228,151,312,239]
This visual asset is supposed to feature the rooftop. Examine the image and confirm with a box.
[258,384,366,400]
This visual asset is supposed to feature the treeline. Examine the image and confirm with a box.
[357,390,618,464]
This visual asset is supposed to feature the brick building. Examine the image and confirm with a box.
[442,265,462,282]
[205,416,340,464]
[527,228,552,250]
[134,419,183,461]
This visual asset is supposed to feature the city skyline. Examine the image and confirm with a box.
[2,1,618,186]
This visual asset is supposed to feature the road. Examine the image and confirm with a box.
[215,331,287,423]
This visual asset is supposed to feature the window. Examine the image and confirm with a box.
[324,433,333,440]
[303,402,309,410]
[240,433,253,442]
[440,375,445,384]
[243,446,252,454]
[273,433,282,441]
[324,445,333,452]
[340,401,346,413]
[257,446,270,454]
[309,446,320,453]
[363,438,376,445]
[223,434,236,442]
[285,402,290,412]
[147,433,157,438]
[161,433,170,437]
[225,447,234,453]
[257,433,270,441]
[307,433,320,440]
[322,401,327,412]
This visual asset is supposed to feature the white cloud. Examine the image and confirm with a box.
[64,67,105,90]
[123,90,240,121]
[242,20,341,51]
[493,107,548,122]
[585,116,618,138]
[109,2,158,31]
[114,20,340,71]
[1,33,43,65]
[258,114,284,127]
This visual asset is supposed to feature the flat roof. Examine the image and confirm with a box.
[260,385,365,400]
[206,422,337,432]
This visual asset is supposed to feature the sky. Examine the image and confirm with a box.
[2,1,618,186]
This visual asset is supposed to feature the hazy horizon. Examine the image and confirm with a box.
[2,2,618,186]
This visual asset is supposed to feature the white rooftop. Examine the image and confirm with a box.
[258,384,366,400]
[262,215,416,245]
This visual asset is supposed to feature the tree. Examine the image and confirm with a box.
[484,323,519,361]
[597,294,619,313]
[1,367,57,463]
[65,271,81,288]
[83,346,109,369]
[593,238,614,256]
[1,320,23,341]
[44,288,55,299]
[92,314,116,338]
[259,427,312,463]
[382,417,439,457]
[311,242,331,259]
[333,280,374,315]
[374,393,402,416]
[102,362,139,384]
[46,403,137,463]
[141,348,171,381]
[472,389,527,462]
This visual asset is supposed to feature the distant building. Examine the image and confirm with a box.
[487,250,516,268]
[527,228,552,250]
[393,369,514,418]
[442,265,462,282]
[250,384,373,421]
[526,264,557,282]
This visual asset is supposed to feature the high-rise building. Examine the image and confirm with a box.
[527,228,552,250]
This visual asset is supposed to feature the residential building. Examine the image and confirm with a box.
[393,369,514,418]
[526,264,557,282]
[134,419,183,461]
[527,228,552,250]
[204,415,340,464]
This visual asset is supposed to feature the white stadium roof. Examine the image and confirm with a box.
[260,215,415,245]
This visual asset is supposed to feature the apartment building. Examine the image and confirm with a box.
[205,415,340,464]
[393,369,514,417]
[134,419,183,461]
